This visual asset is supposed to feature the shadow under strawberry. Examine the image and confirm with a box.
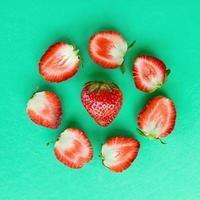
[134,48,158,57]
[87,67,113,81]
[104,128,138,141]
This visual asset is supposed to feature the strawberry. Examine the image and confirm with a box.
[81,81,123,127]
[54,128,93,169]
[39,42,80,82]
[133,55,170,93]
[138,96,176,143]
[89,31,135,72]
[26,91,62,129]
[101,136,140,173]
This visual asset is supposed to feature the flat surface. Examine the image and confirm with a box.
[0,0,200,199]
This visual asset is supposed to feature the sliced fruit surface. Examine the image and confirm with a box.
[27,91,62,129]
[89,31,128,69]
[54,128,93,169]
[101,136,140,173]
[138,96,176,139]
[39,42,80,82]
[133,55,169,93]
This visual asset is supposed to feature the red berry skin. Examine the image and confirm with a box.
[81,81,123,127]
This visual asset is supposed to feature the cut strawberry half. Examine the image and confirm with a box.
[133,55,170,93]
[101,136,140,173]
[26,91,62,129]
[138,96,176,142]
[89,31,133,72]
[39,42,80,82]
[54,128,93,169]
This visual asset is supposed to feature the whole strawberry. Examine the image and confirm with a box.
[81,81,123,127]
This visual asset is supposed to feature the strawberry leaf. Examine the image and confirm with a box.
[128,40,136,50]
[119,61,126,73]
[166,69,171,76]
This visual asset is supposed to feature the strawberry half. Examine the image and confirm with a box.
[39,42,80,82]
[26,91,62,129]
[133,55,170,93]
[81,81,123,127]
[101,136,140,173]
[138,96,176,142]
[89,31,134,72]
[54,128,93,169]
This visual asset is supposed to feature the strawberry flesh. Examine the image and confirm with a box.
[27,91,62,129]
[54,128,93,168]
[89,31,128,68]
[138,96,176,139]
[133,55,168,92]
[39,42,80,82]
[101,136,140,172]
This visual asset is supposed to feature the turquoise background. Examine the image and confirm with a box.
[1,0,200,199]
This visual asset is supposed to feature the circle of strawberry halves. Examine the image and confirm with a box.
[137,96,176,144]
[39,42,80,83]
[88,31,136,73]
[132,55,170,93]
[81,81,123,127]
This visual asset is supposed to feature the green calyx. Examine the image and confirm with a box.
[137,128,166,144]
[119,40,136,74]
[46,138,59,146]
[74,49,79,55]
[164,68,171,82]
[148,68,171,93]
[99,153,104,161]
[148,84,162,93]
[86,81,118,95]
[128,40,136,50]
[30,86,40,99]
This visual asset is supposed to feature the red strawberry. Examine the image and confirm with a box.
[133,55,170,93]
[101,136,140,173]
[89,31,134,72]
[138,96,176,142]
[81,81,123,127]
[54,128,93,169]
[39,42,80,82]
[26,91,62,129]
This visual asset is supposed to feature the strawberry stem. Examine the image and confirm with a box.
[119,61,126,74]
[137,128,146,137]
[118,40,136,74]
[138,128,166,144]
[164,68,171,83]
[166,69,171,76]
[128,40,136,50]
[158,138,167,144]
[99,154,104,160]
[30,86,40,99]
[46,139,58,146]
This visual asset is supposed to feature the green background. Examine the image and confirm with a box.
[1,0,200,199]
